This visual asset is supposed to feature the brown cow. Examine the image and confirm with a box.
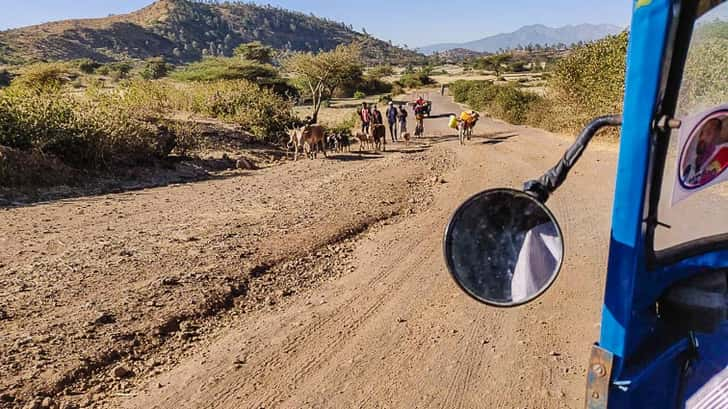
[371,124,386,152]
[288,124,327,161]
[355,130,373,153]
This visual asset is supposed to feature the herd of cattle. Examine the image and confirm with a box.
[287,123,409,161]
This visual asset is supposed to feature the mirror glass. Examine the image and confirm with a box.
[444,189,564,307]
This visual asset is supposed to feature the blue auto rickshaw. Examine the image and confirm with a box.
[444,1,728,408]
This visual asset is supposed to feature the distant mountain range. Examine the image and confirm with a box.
[419,23,623,54]
[0,0,423,65]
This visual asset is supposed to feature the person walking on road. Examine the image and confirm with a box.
[359,102,371,134]
[372,105,383,125]
[398,104,408,135]
[386,102,398,142]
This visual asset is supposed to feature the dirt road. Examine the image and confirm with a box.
[1,93,620,408]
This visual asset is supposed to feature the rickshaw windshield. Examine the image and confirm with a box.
[654,3,728,252]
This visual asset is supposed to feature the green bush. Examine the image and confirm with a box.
[336,74,392,98]
[367,65,395,79]
[0,79,202,169]
[76,59,101,74]
[449,80,540,125]
[0,72,294,175]
[233,41,275,65]
[175,80,295,141]
[678,23,728,114]
[13,62,75,91]
[548,32,627,132]
[490,85,542,124]
[353,90,366,99]
[0,86,158,167]
[96,62,133,80]
[397,70,435,89]
[171,57,277,82]
[140,58,170,80]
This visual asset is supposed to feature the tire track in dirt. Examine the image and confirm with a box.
[245,236,433,409]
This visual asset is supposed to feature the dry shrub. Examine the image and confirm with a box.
[0,79,196,170]
[450,33,628,134]
[175,80,295,141]
[547,32,627,133]
[449,80,540,125]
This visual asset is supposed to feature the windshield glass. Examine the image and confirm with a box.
[655,3,728,251]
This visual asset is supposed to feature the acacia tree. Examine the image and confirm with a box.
[234,41,274,64]
[284,44,362,123]
[482,54,512,77]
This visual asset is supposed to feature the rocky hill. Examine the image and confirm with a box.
[0,0,423,65]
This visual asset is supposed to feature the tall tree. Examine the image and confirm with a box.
[234,41,274,64]
[284,44,362,123]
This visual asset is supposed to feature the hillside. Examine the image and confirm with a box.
[419,23,623,54]
[0,0,423,65]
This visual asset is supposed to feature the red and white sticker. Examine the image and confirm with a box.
[673,105,728,205]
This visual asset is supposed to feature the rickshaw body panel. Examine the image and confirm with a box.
[600,1,728,407]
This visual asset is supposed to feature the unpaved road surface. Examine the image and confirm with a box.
[1,93,620,409]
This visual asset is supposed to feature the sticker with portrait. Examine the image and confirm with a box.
[673,104,728,205]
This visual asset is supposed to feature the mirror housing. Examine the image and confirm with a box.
[443,189,564,307]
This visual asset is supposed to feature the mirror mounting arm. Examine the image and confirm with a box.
[524,115,623,203]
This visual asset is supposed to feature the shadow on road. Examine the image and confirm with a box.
[478,132,519,141]
[325,154,381,162]
[0,171,251,210]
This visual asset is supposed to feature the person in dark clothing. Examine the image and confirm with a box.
[386,102,398,142]
[372,105,383,125]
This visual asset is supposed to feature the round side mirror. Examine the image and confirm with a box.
[443,189,564,307]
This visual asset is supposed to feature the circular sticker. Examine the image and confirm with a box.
[678,110,728,190]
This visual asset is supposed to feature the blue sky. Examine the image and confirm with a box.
[0,0,633,47]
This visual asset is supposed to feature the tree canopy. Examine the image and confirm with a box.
[233,41,275,65]
[283,44,362,123]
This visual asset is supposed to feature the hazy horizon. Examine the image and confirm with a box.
[0,0,633,48]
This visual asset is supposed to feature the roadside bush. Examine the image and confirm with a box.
[353,91,366,99]
[178,80,295,141]
[397,70,435,89]
[489,85,542,124]
[140,57,170,80]
[0,84,166,167]
[0,73,294,175]
[508,61,528,73]
[367,65,395,79]
[13,62,76,91]
[449,80,540,125]
[336,74,392,98]
[96,62,133,81]
[679,35,728,114]
[322,110,359,140]
[449,33,628,134]
[0,78,203,170]
[76,58,101,74]
[548,32,627,132]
